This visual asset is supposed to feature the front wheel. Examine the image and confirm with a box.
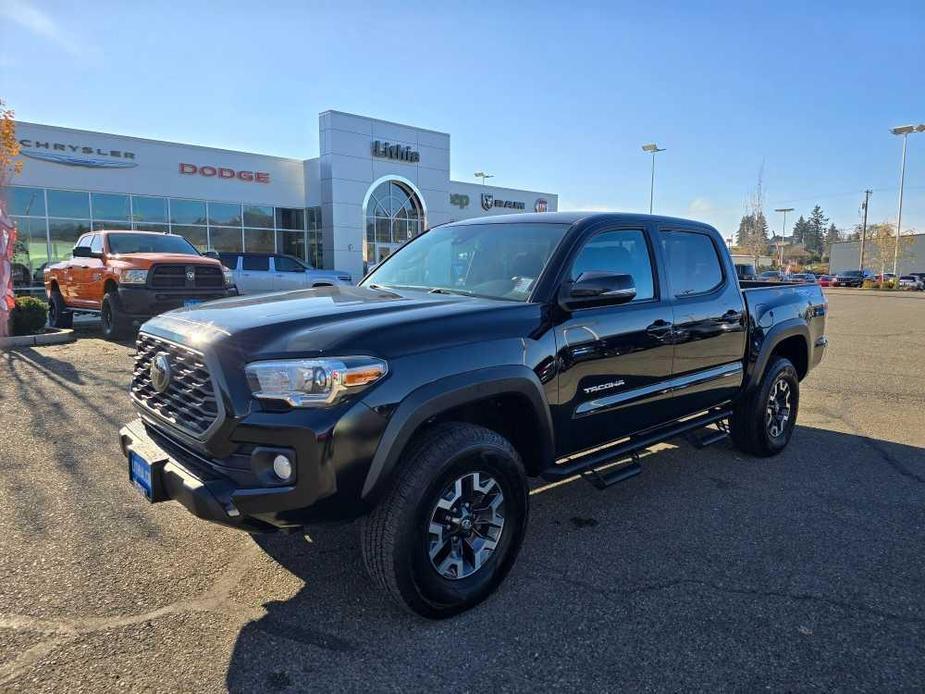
[100,291,131,340]
[730,356,800,457]
[47,291,73,329]
[361,422,529,619]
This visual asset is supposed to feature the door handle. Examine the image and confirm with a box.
[645,319,673,338]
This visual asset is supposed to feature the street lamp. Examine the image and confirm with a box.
[889,123,925,275]
[642,143,665,214]
[474,171,494,185]
[774,207,794,268]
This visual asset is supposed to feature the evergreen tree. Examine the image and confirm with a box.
[735,214,751,247]
[791,215,808,246]
[734,212,770,255]
[823,223,840,258]
[805,205,829,255]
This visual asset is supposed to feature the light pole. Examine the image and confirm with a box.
[474,171,494,185]
[642,143,665,214]
[774,207,794,268]
[890,124,925,275]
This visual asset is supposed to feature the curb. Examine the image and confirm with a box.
[0,328,76,349]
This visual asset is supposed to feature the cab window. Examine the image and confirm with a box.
[274,255,305,272]
[659,231,724,296]
[89,234,103,254]
[569,229,655,302]
[242,255,269,271]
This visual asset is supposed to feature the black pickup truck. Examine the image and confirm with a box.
[119,212,827,617]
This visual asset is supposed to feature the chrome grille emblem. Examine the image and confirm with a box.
[150,352,173,393]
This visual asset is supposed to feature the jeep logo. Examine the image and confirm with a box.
[450,193,469,209]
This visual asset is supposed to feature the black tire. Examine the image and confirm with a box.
[47,291,73,329]
[730,356,799,457]
[361,422,529,619]
[100,290,130,340]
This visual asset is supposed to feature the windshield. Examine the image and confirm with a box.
[361,222,570,301]
[106,233,199,255]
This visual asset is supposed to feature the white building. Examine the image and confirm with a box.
[7,110,557,284]
[829,233,924,275]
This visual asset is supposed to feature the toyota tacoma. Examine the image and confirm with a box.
[119,212,827,618]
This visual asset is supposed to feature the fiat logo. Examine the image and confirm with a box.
[150,352,173,393]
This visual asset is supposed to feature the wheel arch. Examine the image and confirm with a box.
[361,366,555,503]
[744,318,810,392]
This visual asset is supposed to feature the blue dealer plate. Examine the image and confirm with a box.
[129,451,153,501]
[184,299,203,308]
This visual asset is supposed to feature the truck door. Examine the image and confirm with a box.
[552,226,675,457]
[83,233,107,309]
[271,255,309,291]
[238,254,274,294]
[67,233,95,307]
[656,228,747,416]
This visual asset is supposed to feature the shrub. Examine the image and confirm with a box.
[10,296,48,336]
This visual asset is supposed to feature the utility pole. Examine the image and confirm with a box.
[858,189,872,272]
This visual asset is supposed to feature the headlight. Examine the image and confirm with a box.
[222,266,234,286]
[245,356,388,407]
[120,269,148,285]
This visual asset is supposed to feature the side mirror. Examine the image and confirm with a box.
[561,271,636,310]
[72,246,95,258]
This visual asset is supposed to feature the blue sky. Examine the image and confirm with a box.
[2,0,924,238]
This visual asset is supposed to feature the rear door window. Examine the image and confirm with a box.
[659,231,724,297]
[242,255,269,271]
[273,255,305,272]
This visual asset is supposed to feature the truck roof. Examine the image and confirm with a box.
[450,211,717,230]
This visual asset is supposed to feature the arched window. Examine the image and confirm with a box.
[364,179,425,266]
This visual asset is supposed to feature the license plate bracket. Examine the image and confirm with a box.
[184,299,203,308]
[128,450,167,502]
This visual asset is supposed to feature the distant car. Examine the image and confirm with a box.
[759,270,783,282]
[818,275,834,287]
[218,252,352,295]
[789,273,817,284]
[833,270,864,287]
[735,263,758,281]
[898,275,924,290]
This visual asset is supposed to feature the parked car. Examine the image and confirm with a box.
[734,263,758,281]
[120,211,827,617]
[217,252,352,295]
[898,275,924,290]
[788,273,817,284]
[818,275,834,287]
[44,230,237,339]
[759,270,783,282]
[832,270,865,287]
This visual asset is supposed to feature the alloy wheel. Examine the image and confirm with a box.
[427,469,505,580]
[766,377,792,438]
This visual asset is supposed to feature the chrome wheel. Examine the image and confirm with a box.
[766,377,792,438]
[427,470,505,580]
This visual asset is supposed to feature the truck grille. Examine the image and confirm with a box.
[131,334,219,437]
[150,264,224,289]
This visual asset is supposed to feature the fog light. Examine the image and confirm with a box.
[272,454,293,481]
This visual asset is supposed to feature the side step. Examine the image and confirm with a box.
[581,454,642,490]
[685,422,729,449]
[541,407,732,488]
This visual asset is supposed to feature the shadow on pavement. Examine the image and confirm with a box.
[225,425,925,692]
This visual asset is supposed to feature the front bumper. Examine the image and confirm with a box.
[117,286,238,318]
[120,417,325,532]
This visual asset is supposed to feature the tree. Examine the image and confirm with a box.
[736,168,770,265]
[791,215,808,246]
[804,205,828,257]
[1,100,24,338]
[823,223,841,259]
[867,222,915,280]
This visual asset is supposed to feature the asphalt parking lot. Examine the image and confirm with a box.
[1,289,924,692]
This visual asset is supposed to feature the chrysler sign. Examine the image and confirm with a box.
[19,139,138,169]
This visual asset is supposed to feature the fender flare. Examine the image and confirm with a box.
[743,318,810,392]
[360,365,554,502]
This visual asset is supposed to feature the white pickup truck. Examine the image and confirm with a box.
[216,253,352,295]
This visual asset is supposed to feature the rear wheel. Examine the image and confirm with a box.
[361,422,529,619]
[100,290,131,340]
[47,291,73,329]
[730,356,799,457]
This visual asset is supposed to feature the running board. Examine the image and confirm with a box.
[685,424,729,449]
[541,408,733,485]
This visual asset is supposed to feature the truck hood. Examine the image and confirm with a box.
[141,285,542,359]
[110,253,223,267]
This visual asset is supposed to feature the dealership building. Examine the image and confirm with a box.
[6,110,557,284]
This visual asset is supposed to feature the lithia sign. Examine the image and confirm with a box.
[372,140,420,163]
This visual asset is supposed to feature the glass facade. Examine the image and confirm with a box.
[365,180,424,267]
[6,185,324,288]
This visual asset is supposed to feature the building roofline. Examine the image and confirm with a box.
[320,110,450,137]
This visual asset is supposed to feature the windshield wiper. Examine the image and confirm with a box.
[428,287,474,296]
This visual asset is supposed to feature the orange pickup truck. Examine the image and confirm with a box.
[44,230,237,339]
